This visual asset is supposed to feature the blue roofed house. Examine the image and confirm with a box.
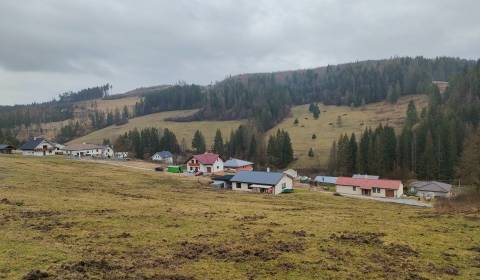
[230,171,294,194]
[152,151,174,164]
[314,176,337,185]
[223,158,254,172]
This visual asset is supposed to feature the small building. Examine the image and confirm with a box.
[167,165,183,173]
[314,176,337,185]
[115,152,129,160]
[64,143,114,158]
[352,174,380,180]
[0,144,15,154]
[230,171,294,195]
[223,158,254,172]
[152,151,174,164]
[212,174,235,188]
[20,137,56,156]
[51,142,65,155]
[186,152,224,174]
[283,169,298,179]
[336,177,403,198]
[409,181,452,198]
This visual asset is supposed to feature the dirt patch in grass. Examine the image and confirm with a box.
[330,231,385,245]
[236,214,266,222]
[21,270,49,280]
[384,243,419,257]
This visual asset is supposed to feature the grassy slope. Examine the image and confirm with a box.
[0,155,479,279]
[70,95,426,163]
[68,109,245,148]
[270,95,428,169]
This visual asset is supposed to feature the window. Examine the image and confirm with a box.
[353,186,356,191]
[282,182,286,189]
[247,184,253,190]
[235,183,240,189]
[372,187,381,193]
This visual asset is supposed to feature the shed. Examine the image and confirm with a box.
[230,171,293,195]
[0,144,15,154]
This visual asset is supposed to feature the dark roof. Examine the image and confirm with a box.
[212,175,235,181]
[20,138,47,150]
[0,144,15,150]
[230,171,285,186]
[410,181,452,193]
[314,176,337,184]
[154,151,173,158]
[224,158,254,168]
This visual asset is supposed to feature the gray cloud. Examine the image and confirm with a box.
[0,0,479,105]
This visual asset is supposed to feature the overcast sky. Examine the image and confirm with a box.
[0,0,479,105]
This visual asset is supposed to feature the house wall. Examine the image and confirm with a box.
[232,182,254,192]
[336,185,362,195]
[417,190,450,198]
[152,155,173,163]
[234,165,254,172]
[273,176,293,194]
[67,148,113,158]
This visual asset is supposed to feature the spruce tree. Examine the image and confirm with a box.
[212,129,224,155]
[192,130,206,154]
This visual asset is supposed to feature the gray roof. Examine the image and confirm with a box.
[314,176,337,184]
[0,144,15,150]
[410,181,452,193]
[153,151,173,158]
[230,171,285,186]
[20,137,48,150]
[224,158,254,168]
[353,174,380,179]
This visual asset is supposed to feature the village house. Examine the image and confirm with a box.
[283,169,298,179]
[223,158,254,172]
[0,144,15,154]
[186,152,224,174]
[20,137,57,156]
[64,143,114,158]
[409,181,452,198]
[230,170,294,195]
[336,177,404,198]
[151,151,174,164]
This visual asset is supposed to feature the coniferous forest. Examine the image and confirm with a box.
[328,61,480,182]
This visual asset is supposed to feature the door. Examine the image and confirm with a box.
[386,190,394,198]
[207,166,212,173]
[362,189,371,196]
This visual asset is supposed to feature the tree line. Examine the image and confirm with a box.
[111,125,295,169]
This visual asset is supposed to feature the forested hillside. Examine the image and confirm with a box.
[172,57,474,131]
[328,60,480,181]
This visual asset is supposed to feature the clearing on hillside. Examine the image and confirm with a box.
[270,94,428,169]
[0,155,479,279]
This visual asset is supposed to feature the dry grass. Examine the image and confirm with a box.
[75,96,140,114]
[269,95,428,169]
[68,109,245,148]
[0,155,479,279]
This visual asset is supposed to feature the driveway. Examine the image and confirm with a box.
[341,194,432,208]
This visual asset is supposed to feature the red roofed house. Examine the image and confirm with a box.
[336,177,404,198]
[186,152,224,174]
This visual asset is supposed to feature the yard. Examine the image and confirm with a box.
[0,155,479,279]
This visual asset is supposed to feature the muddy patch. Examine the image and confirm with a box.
[384,244,419,257]
[21,270,49,280]
[330,231,385,245]
[236,214,266,222]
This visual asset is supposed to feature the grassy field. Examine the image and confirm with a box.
[68,109,245,148]
[270,95,428,169]
[1,155,479,279]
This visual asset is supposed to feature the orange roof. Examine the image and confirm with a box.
[336,177,402,190]
[192,152,221,164]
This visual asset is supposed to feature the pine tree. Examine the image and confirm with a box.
[192,130,206,154]
[308,148,314,157]
[212,129,224,155]
[457,129,480,190]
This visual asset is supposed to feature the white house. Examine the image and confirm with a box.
[151,151,174,164]
[186,152,223,174]
[335,177,403,198]
[409,181,452,198]
[283,169,298,179]
[20,137,57,156]
[64,143,114,158]
[230,171,294,195]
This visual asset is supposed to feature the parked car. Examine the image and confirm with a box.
[195,171,203,176]
[154,167,164,172]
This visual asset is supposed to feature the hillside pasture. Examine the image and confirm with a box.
[68,109,245,148]
[0,155,479,279]
[270,95,428,169]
